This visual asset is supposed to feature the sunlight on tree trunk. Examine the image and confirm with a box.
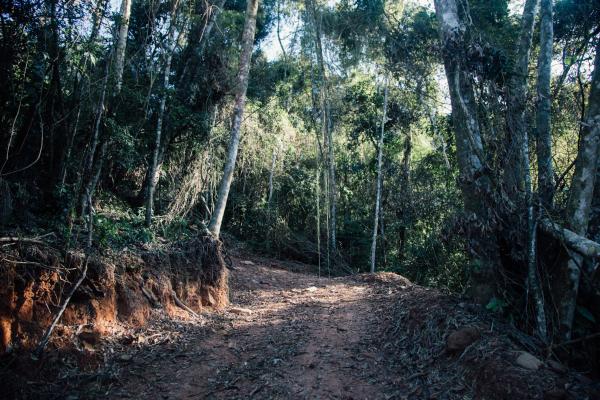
[371,77,388,274]
[208,0,260,238]
[114,0,132,93]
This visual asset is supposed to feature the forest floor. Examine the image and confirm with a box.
[5,251,598,399]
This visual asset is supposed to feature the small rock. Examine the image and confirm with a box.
[119,354,133,362]
[305,286,318,292]
[515,351,542,370]
[229,307,253,315]
[446,326,480,352]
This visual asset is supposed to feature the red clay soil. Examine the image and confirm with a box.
[2,254,599,399]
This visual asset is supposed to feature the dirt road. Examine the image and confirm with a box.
[60,256,594,400]
[105,258,405,399]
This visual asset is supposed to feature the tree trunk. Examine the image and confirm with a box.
[80,62,109,216]
[559,42,600,340]
[208,0,260,238]
[370,77,388,273]
[145,0,180,226]
[505,0,538,197]
[267,143,278,206]
[535,0,554,209]
[308,0,336,261]
[59,0,109,188]
[434,0,500,304]
[114,0,132,93]
[89,0,109,45]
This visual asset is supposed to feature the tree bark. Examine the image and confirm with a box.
[114,0,132,93]
[559,42,600,340]
[208,0,260,238]
[505,0,538,197]
[370,77,388,273]
[434,0,500,303]
[535,0,554,209]
[540,219,600,260]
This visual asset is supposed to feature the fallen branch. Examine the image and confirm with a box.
[32,259,89,359]
[540,219,600,260]
[0,237,50,246]
[171,290,199,318]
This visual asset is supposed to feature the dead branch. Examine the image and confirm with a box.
[32,259,89,359]
[0,237,50,246]
[540,219,600,261]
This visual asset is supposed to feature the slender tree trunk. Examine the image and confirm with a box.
[79,0,131,245]
[208,0,260,238]
[370,78,388,273]
[505,0,539,197]
[504,0,547,337]
[315,131,321,276]
[559,43,600,340]
[60,0,109,188]
[308,0,336,261]
[536,0,554,209]
[145,0,180,226]
[89,0,109,45]
[525,130,547,341]
[114,0,132,93]
[80,62,109,215]
[434,0,500,303]
[267,143,278,206]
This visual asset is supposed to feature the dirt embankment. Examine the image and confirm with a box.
[0,237,228,357]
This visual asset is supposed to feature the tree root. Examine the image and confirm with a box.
[32,258,89,359]
[171,290,200,318]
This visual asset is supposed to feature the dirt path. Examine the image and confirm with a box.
[104,257,404,399]
[56,255,597,400]
[4,252,595,400]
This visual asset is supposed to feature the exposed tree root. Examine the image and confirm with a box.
[32,258,89,359]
